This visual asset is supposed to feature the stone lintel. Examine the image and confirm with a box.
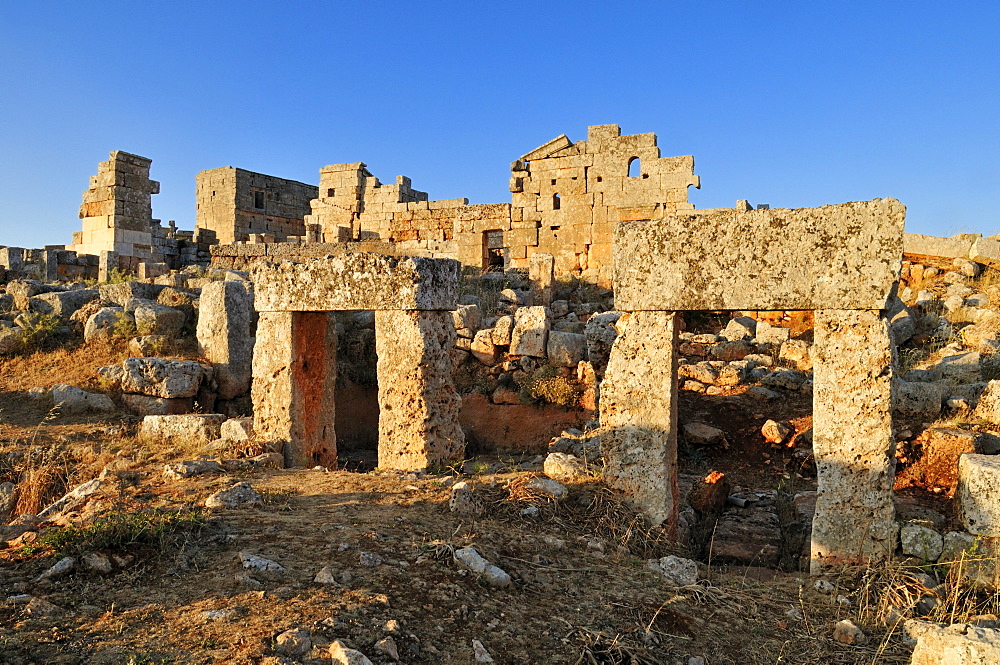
[252,253,459,312]
[599,311,679,530]
[810,309,897,572]
[613,199,905,311]
[375,310,465,471]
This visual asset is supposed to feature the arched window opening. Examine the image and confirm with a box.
[552,193,561,210]
[628,157,641,178]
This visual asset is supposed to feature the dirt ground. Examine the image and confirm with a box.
[0,330,983,665]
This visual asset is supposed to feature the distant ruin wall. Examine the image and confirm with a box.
[196,167,317,244]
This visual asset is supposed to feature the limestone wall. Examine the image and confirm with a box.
[196,167,318,244]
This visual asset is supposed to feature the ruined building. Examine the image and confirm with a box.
[195,167,317,244]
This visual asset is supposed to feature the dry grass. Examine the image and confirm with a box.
[0,338,130,393]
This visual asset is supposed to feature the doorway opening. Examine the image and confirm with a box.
[334,310,380,471]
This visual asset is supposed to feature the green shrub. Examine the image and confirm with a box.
[111,311,138,340]
[106,267,137,284]
[24,508,204,557]
[19,313,63,351]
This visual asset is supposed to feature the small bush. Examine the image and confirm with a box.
[19,313,63,351]
[106,267,137,284]
[110,311,137,340]
[522,375,581,408]
[26,508,205,557]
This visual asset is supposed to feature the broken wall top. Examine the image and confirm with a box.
[252,253,459,312]
[613,198,905,312]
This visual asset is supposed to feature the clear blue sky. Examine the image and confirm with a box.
[1,1,997,248]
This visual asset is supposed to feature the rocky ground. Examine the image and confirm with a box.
[1,260,1000,663]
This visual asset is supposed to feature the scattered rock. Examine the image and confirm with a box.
[206,482,263,508]
[833,619,867,645]
[275,628,311,657]
[51,384,115,415]
[359,552,383,568]
[314,566,340,585]
[374,636,399,661]
[901,523,945,562]
[449,481,481,514]
[163,459,225,480]
[526,476,568,500]
[330,640,375,665]
[683,422,726,445]
[453,547,512,587]
[472,639,495,663]
[761,419,794,445]
[35,556,77,582]
[543,452,589,481]
[238,551,285,573]
[646,555,698,586]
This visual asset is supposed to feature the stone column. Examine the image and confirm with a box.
[98,251,119,282]
[375,310,465,471]
[529,253,555,306]
[252,311,337,468]
[811,309,897,572]
[40,250,59,282]
[599,311,679,530]
[197,281,256,400]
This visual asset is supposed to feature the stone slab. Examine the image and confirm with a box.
[904,232,980,260]
[613,199,905,311]
[375,310,465,471]
[251,254,459,312]
[810,309,897,571]
[957,454,1000,537]
[599,311,679,529]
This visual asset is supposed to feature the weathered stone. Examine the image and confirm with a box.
[84,307,128,342]
[163,459,225,480]
[98,281,162,306]
[252,311,337,468]
[449,481,481,514]
[470,329,499,365]
[614,199,905,311]
[833,619,867,646]
[646,555,698,586]
[907,620,1000,664]
[678,361,719,385]
[778,339,812,370]
[934,351,981,383]
[139,414,226,445]
[127,335,169,357]
[901,523,944,561]
[452,304,481,337]
[527,476,568,500]
[0,328,20,356]
[811,309,897,571]
[206,482,263,508]
[708,508,782,567]
[275,628,311,658]
[710,340,753,362]
[543,452,590,481]
[252,254,459,312]
[29,289,99,321]
[51,384,115,415]
[761,419,794,445]
[329,640,375,665]
[958,454,1000,536]
[375,310,464,471]
[0,482,15,520]
[547,331,586,367]
[510,306,549,357]
[600,311,678,529]
[121,394,194,416]
[584,311,621,376]
[133,303,185,336]
[221,417,254,441]
[893,379,946,418]
[973,380,1000,423]
[683,422,726,445]
[491,315,514,346]
[529,252,555,306]
[685,470,730,514]
[453,547,512,587]
[197,281,255,399]
[720,316,756,340]
[119,357,205,398]
[763,369,807,391]
[939,531,977,564]
[755,322,791,345]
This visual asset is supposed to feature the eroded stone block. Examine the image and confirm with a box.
[375,310,464,471]
[252,254,458,312]
[197,281,255,399]
[599,311,678,529]
[810,309,897,571]
[957,454,1000,537]
[251,311,337,468]
[613,199,905,311]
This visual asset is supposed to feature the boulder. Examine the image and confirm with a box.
[761,419,794,445]
[329,640,375,665]
[900,523,944,561]
[221,417,254,441]
[205,481,263,508]
[84,307,128,342]
[51,384,115,415]
[133,303,186,336]
[470,329,500,365]
[451,304,481,338]
[543,452,590,480]
[140,414,226,445]
[893,378,946,418]
[683,422,726,445]
[547,331,587,367]
[907,620,1000,664]
[0,328,23,355]
[120,357,205,398]
[646,555,698,586]
[491,315,515,346]
[121,394,194,416]
[29,289,99,321]
[98,282,163,306]
[510,306,549,357]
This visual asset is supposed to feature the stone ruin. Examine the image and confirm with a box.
[248,253,465,471]
[600,198,907,572]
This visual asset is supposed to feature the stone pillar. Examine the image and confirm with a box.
[251,311,337,468]
[374,310,465,471]
[197,281,256,400]
[0,247,23,273]
[98,251,119,282]
[811,309,897,572]
[40,250,59,282]
[529,253,555,306]
[599,311,679,530]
